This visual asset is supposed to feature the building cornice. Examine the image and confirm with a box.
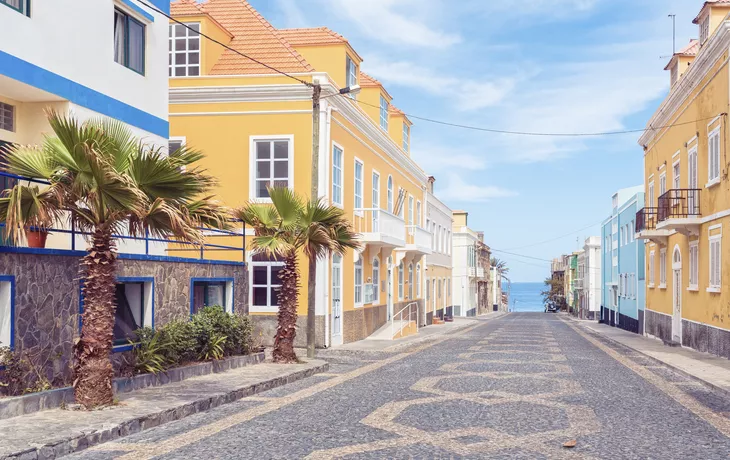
[638,21,730,149]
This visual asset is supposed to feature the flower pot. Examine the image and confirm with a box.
[25,229,49,248]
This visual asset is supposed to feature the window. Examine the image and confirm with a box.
[379,95,389,131]
[670,64,678,87]
[416,264,421,299]
[700,15,710,44]
[659,172,666,197]
[438,279,442,299]
[0,102,14,132]
[659,249,667,288]
[710,234,722,291]
[620,227,624,247]
[355,256,363,305]
[398,262,404,300]
[192,279,233,314]
[437,226,442,253]
[447,277,451,297]
[402,123,410,152]
[398,188,405,219]
[0,276,14,352]
[387,176,393,212]
[408,264,414,299]
[689,146,699,212]
[426,219,431,247]
[709,128,721,184]
[630,221,635,242]
[169,23,200,77]
[649,251,655,287]
[416,201,422,228]
[346,56,358,99]
[689,242,699,290]
[168,137,185,154]
[408,196,414,229]
[253,138,291,199]
[648,181,655,206]
[372,257,380,304]
[354,160,363,211]
[251,253,284,312]
[673,161,680,190]
[114,280,153,346]
[332,145,343,206]
[372,172,380,230]
[114,9,145,75]
[1,0,29,16]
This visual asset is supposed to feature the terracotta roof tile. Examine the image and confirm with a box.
[359,71,381,88]
[694,0,730,24]
[171,0,204,15]
[678,39,700,56]
[277,27,348,46]
[171,0,313,76]
[388,105,405,116]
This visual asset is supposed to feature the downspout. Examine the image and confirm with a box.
[323,104,333,347]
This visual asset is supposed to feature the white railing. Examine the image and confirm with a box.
[391,301,419,339]
[405,225,431,250]
[477,267,485,278]
[354,208,406,240]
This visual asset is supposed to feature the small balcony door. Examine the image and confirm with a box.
[331,254,343,345]
[372,172,380,232]
[688,148,698,214]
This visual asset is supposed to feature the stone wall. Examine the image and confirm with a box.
[343,304,387,344]
[0,250,246,386]
[682,320,730,359]
[250,314,326,348]
[644,309,672,343]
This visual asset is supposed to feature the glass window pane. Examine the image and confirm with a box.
[273,180,288,189]
[257,161,271,179]
[176,39,186,51]
[273,161,288,178]
[189,23,200,33]
[253,266,268,285]
[175,66,186,76]
[175,53,186,65]
[206,284,224,307]
[253,287,268,306]
[189,52,199,65]
[175,24,187,37]
[270,287,279,306]
[274,141,288,158]
[257,181,270,198]
[256,141,270,159]
[188,66,199,76]
[271,266,283,284]
[128,19,145,73]
[189,38,200,51]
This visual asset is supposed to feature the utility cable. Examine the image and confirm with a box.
[502,219,606,251]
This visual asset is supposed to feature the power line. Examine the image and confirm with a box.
[153,1,724,139]
[503,219,605,251]
[137,0,312,86]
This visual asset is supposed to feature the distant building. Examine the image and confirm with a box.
[425,177,453,323]
[452,211,480,317]
[602,187,646,334]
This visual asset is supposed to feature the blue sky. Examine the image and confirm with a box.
[249,0,702,282]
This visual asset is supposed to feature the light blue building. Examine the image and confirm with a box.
[601,186,646,334]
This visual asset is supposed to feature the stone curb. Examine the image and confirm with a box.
[560,315,730,399]
[0,353,266,421]
[2,361,329,460]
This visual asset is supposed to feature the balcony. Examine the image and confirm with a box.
[353,208,406,249]
[656,189,702,236]
[467,266,486,278]
[635,207,672,245]
[404,225,432,256]
[574,278,584,290]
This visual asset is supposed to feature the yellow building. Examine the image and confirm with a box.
[169,0,432,346]
[637,0,730,356]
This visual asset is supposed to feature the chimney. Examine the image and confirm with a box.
[427,176,435,194]
[477,231,484,243]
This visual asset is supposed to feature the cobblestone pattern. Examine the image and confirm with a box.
[0,252,246,387]
[68,313,730,459]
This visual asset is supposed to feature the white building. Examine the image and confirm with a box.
[424,177,453,322]
[582,236,602,320]
[451,211,479,317]
[0,0,170,252]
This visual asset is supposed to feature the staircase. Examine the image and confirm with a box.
[366,302,419,340]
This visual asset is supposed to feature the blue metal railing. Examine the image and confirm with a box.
[0,171,246,262]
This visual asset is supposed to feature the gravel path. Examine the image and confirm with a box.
[69,313,730,459]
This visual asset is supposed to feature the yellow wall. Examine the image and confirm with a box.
[388,113,410,154]
[643,49,730,328]
[453,211,468,228]
[0,95,69,145]
[426,265,452,312]
[359,87,390,130]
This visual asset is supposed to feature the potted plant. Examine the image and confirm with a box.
[25,226,50,248]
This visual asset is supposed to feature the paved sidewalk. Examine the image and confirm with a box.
[563,314,730,396]
[0,359,328,459]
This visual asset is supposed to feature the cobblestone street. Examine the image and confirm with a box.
[69,313,730,459]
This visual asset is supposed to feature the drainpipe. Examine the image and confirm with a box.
[323,104,333,347]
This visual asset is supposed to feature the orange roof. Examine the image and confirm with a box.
[388,105,405,116]
[278,27,347,46]
[694,0,730,24]
[359,71,381,88]
[664,39,699,70]
[170,0,313,76]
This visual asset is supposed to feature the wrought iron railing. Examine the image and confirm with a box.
[635,207,659,232]
[0,172,246,262]
[657,189,701,222]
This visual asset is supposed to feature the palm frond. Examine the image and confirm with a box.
[184,197,231,231]
[167,144,205,167]
[89,117,138,172]
[0,144,56,179]
[0,184,63,243]
[249,235,295,259]
[128,149,214,201]
[267,186,303,229]
[134,198,203,243]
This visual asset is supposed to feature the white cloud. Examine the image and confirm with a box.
[411,146,491,175]
[436,173,517,203]
[364,57,517,111]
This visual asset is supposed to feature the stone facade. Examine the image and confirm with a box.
[343,304,387,344]
[682,320,730,360]
[250,314,326,348]
[644,309,672,343]
[0,250,246,386]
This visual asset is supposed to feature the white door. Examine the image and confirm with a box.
[331,254,343,345]
[688,148,698,214]
[372,172,380,232]
[672,248,682,343]
[387,256,393,320]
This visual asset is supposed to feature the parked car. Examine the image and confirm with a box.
[545,303,560,313]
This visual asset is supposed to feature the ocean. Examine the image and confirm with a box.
[504,282,545,312]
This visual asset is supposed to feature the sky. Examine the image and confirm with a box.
[249,0,702,282]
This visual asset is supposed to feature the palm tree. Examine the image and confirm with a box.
[234,187,359,363]
[490,257,509,275]
[0,111,228,408]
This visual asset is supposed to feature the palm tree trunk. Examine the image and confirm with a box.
[306,256,316,358]
[73,227,117,408]
[273,253,299,363]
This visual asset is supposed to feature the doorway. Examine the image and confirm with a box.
[331,254,343,345]
[387,256,393,320]
[672,246,682,343]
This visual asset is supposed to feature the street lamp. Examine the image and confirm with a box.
[307,82,362,359]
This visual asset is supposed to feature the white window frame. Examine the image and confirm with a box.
[0,102,15,133]
[331,143,344,207]
[402,122,409,152]
[249,254,285,313]
[408,195,414,227]
[249,135,294,203]
[707,126,721,186]
[354,157,363,215]
[709,227,722,292]
[372,257,380,304]
[700,13,710,44]
[416,264,421,299]
[649,250,655,288]
[673,159,681,190]
[659,172,667,197]
[416,201,422,228]
[379,95,389,131]
[648,181,655,207]
[169,22,200,77]
[168,136,186,156]
[387,175,394,213]
[346,55,358,99]
[398,262,404,300]
[354,255,363,306]
[0,276,15,352]
[689,241,699,291]
[408,263,414,300]
[659,248,667,288]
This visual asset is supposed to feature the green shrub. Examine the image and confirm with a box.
[157,319,197,364]
[131,329,167,374]
[191,306,254,357]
